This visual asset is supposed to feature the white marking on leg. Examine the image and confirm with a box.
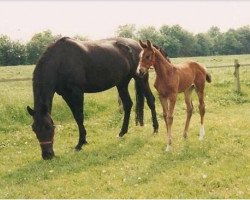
[165,144,172,152]
[199,124,205,141]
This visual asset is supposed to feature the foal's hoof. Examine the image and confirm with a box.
[183,133,188,140]
[165,145,172,152]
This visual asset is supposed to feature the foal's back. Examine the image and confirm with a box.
[174,61,207,92]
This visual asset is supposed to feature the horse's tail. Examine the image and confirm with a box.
[134,80,144,126]
[206,72,212,83]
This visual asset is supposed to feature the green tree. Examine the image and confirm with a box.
[73,35,89,41]
[0,35,11,66]
[136,26,161,45]
[220,29,243,55]
[236,26,250,54]
[159,25,195,57]
[26,30,59,64]
[0,35,26,66]
[207,26,223,55]
[116,24,136,38]
[194,33,212,56]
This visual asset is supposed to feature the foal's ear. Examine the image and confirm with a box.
[27,106,35,116]
[146,40,154,50]
[139,40,147,48]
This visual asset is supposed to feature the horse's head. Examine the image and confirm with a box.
[137,40,156,77]
[27,105,55,160]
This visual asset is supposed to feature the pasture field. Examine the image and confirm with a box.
[0,54,250,198]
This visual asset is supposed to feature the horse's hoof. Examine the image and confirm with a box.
[153,129,158,134]
[116,134,124,139]
[165,145,172,152]
[75,146,82,151]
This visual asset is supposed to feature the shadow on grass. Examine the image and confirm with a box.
[2,136,145,185]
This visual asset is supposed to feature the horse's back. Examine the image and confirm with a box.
[45,37,141,93]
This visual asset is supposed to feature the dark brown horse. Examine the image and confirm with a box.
[27,37,159,160]
[137,40,211,151]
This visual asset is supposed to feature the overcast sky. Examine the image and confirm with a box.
[0,1,250,42]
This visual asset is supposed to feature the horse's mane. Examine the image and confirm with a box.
[152,44,171,63]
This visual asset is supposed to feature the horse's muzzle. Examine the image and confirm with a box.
[42,150,55,160]
[41,143,55,160]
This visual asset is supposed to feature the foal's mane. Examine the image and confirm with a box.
[152,44,171,63]
[152,45,176,74]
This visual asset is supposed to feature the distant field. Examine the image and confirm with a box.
[0,54,249,198]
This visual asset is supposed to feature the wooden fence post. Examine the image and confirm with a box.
[234,59,241,93]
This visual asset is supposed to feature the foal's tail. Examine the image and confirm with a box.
[206,72,212,83]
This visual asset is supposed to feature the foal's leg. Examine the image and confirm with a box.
[160,94,176,151]
[196,86,206,141]
[183,86,194,139]
[117,83,133,138]
[165,95,177,151]
[159,96,168,132]
[61,89,87,151]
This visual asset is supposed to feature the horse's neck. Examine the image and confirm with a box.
[154,51,173,77]
[33,66,55,114]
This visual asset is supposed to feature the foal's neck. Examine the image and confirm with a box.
[154,50,173,76]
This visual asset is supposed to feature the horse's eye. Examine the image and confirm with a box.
[146,55,150,59]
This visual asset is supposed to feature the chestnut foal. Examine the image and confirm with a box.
[137,40,211,151]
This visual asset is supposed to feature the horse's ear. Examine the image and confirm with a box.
[27,106,35,116]
[146,40,153,50]
[139,40,147,49]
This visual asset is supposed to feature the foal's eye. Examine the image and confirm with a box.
[146,55,150,59]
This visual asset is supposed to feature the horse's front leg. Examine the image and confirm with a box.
[62,90,87,151]
[160,94,176,151]
[143,81,159,134]
[117,84,133,138]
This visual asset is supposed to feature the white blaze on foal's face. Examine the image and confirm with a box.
[137,49,155,77]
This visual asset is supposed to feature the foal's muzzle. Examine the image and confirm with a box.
[136,66,149,77]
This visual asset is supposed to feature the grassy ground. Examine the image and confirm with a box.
[0,54,250,198]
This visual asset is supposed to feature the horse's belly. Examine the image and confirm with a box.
[84,83,117,93]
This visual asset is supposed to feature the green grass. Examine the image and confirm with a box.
[0,54,250,198]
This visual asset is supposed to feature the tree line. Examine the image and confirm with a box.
[1,25,250,66]
[116,24,250,57]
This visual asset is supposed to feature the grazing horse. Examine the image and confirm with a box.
[27,37,159,160]
[137,40,211,151]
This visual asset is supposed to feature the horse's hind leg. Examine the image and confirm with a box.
[117,83,133,138]
[61,89,87,150]
[140,77,159,133]
[195,84,206,141]
[183,86,194,139]
[134,80,144,126]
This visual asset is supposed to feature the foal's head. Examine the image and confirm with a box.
[137,40,170,77]
[27,105,55,160]
[137,40,156,77]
